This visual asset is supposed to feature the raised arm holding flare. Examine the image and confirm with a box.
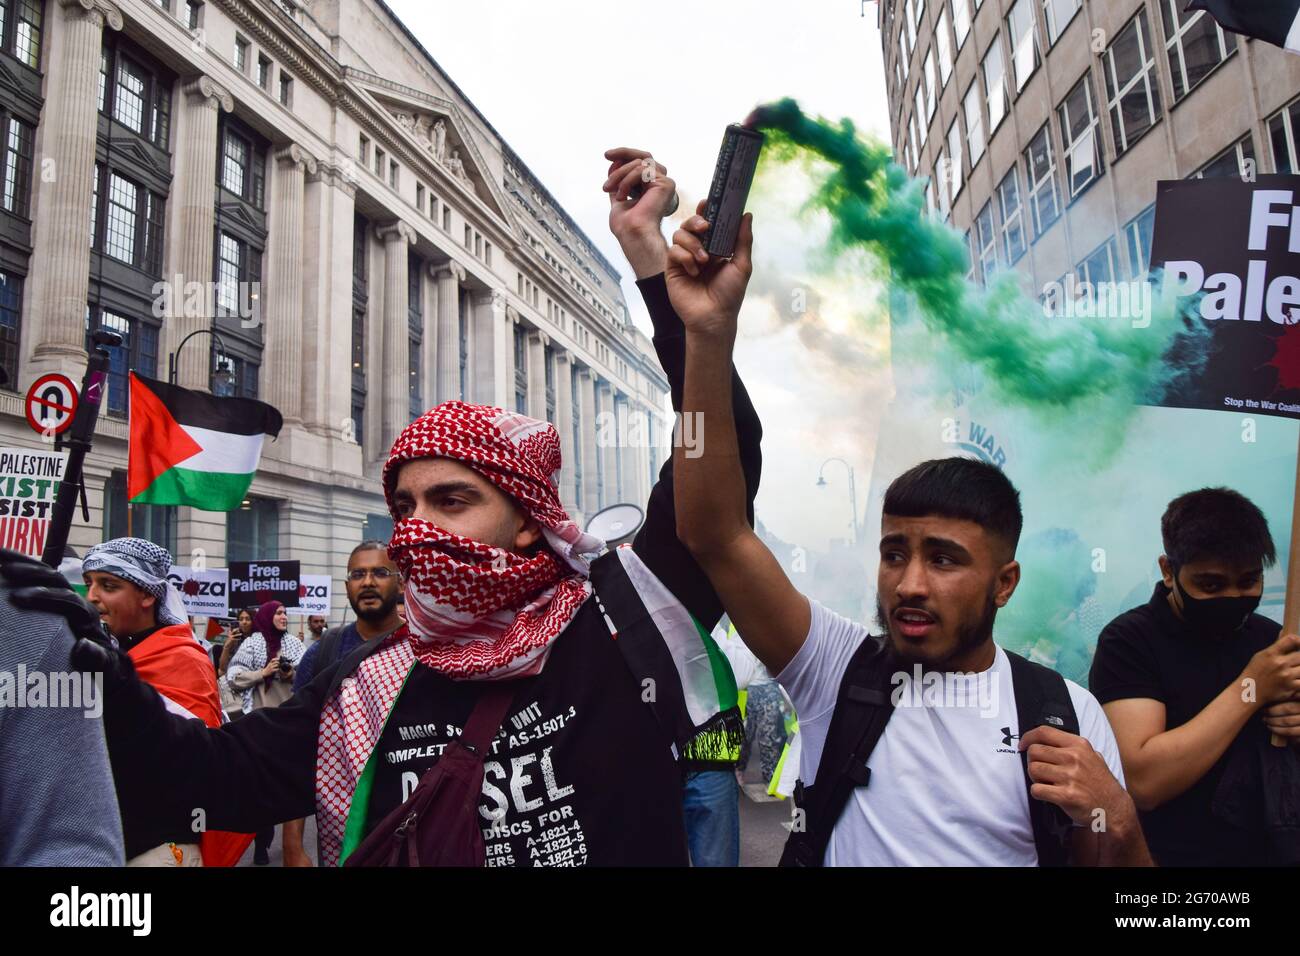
[667,207,1149,866]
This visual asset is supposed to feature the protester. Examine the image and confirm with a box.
[679,619,775,866]
[218,608,254,678]
[28,148,760,867]
[302,615,328,647]
[81,537,250,867]
[226,601,305,715]
[662,204,1149,866]
[726,622,787,786]
[679,620,747,867]
[0,549,123,865]
[282,541,405,866]
[226,599,305,864]
[1090,488,1300,865]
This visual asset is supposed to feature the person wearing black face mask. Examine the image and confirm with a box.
[1090,487,1300,865]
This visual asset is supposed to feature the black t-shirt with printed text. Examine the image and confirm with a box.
[1089,583,1276,866]
[363,598,689,867]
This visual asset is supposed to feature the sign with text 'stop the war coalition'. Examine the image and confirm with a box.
[1152,174,1300,419]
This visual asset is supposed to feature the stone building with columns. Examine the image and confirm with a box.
[0,0,670,619]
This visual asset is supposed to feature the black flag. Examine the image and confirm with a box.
[1187,1,1300,53]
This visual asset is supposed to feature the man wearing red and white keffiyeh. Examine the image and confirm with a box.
[382,402,604,681]
[50,148,764,868]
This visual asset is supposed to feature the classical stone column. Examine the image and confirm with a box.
[302,161,356,436]
[433,261,465,403]
[553,350,578,514]
[376,220,416,453]
[164,75,235,573]
[526,328,549,422]
[503,304,520,411]
[616,392,631,504]
[470,291,509,406]
[170,75,234,389]
[27,0,124,381]
[264,144,316,425]
[577,366,599,514]
[597,380,618,507]
[632,402,652,504]
[420,263,437,417]
[647,407,663,486]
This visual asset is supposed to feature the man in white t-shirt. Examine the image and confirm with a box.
[661,205,1150,866]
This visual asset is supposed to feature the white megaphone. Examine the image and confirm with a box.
[584,503,645,550]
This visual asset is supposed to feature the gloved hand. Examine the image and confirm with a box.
[0,548,135,686]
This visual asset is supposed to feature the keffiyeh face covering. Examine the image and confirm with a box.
[381,401,604,680]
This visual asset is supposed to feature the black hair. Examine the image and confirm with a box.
[882,457,1023,554]
[1161,487,1276,570]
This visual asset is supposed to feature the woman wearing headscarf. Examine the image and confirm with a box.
[226,601,305,715]
[226,600,305,863]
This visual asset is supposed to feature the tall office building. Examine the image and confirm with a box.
[879,0,1300,294]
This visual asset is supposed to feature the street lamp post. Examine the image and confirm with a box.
[168,328,237,388]
[817,457,859,546]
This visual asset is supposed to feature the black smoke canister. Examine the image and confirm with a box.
[701,124,765,258]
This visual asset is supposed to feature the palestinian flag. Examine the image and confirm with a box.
[128,373,282,510]
[1188,1,1300,53]
[590,544,744,762]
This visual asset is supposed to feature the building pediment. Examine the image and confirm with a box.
[342,70,511,226]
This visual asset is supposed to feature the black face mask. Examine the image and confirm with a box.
[1172,572,1260,638]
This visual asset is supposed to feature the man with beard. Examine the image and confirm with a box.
[664,206,1150,866]
[281,541,404,866]
[292,542,404,693]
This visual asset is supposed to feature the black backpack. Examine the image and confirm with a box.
[780,635,1079,867]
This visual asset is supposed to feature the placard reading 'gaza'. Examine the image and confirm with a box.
[1152,175,1300,419]
[227,560,301,608]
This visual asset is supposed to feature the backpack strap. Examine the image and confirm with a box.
[1005,649,1080,867]
[780,635,897,867]
[587,550,699,756]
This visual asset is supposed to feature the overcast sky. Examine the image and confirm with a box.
[389,0,892,550]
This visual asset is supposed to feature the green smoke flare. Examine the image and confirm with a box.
[745,98,1203,421]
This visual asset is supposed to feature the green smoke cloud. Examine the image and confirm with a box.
[745,98,1205,434]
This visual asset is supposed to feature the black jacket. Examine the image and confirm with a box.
[100,273,763,853]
